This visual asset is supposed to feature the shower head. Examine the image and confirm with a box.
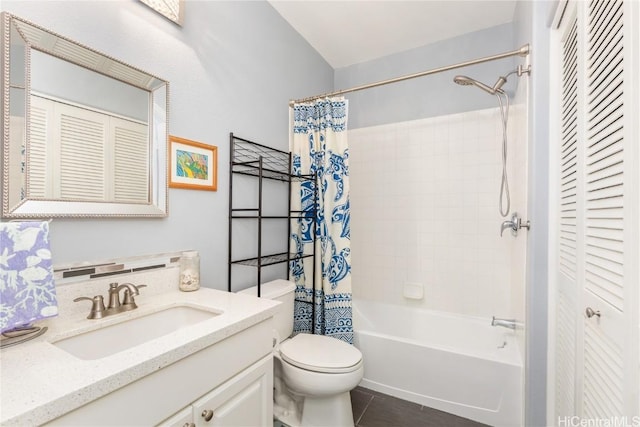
[452,75,474,86]
[453,75,498,95]
[453,76,495,95]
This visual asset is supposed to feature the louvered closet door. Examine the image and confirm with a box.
[555,3,581,419]
[553,0,639,422]
[580,0,635,418]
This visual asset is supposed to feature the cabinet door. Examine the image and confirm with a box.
[157,407,193,427]
[192,355,273,427]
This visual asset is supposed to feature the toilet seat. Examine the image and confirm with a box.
[279,334,362,374]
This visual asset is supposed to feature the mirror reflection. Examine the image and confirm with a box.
[2,13,169,217]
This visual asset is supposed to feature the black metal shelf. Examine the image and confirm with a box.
[230,215,290,219]
[231,252,313,267]
[230,135,289,179]
[231,211,314,220]
[228,133,317,302]
[231,163,290,182]
[231,163,314,182]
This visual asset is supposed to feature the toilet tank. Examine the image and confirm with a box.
[238,279,296,342]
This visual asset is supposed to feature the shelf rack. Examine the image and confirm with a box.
[228,133,316,300]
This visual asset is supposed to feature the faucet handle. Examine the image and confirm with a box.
[122,285,147,308]
[74,295,106,319]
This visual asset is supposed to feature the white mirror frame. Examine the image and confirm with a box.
[1,12,169,218]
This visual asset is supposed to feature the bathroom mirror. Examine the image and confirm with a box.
[1,13,169,218]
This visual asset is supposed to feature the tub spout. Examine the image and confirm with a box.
[491,316,517,330]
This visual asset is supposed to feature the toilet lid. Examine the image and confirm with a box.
[279,334,363,374]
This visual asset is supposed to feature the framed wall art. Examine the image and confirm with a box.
[169,135,217,191]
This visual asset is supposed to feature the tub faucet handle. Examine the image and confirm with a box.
[500,219,516,236]
[500,212,530,237]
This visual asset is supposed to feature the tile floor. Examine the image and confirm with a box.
[350,386,489,427]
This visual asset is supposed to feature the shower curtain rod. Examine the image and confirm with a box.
[289,43,530,106]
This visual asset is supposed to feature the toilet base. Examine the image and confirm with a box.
[274,391,354,427]
[274,370,302,426]
[300,391,354,427]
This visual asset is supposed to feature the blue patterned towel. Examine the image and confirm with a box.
[0,221,58,333]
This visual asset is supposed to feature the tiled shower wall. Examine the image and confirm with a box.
[349,105,527,320]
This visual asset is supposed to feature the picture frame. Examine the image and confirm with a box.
[168,135,218,191]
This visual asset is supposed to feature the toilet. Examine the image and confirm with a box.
[239,280,363,427]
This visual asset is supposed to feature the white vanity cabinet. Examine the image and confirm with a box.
[159,355,272,427]
[45,319,274,426]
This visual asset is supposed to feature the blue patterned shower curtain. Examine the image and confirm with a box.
[290,97,353,344]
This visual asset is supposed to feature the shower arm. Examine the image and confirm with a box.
[289,44,530,106]
[498,64,532,89]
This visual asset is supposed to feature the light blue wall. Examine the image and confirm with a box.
[334,23,518,129]
[1,0,333,289]
[514,1,553,425]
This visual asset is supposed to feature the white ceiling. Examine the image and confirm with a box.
[268,1,518,68]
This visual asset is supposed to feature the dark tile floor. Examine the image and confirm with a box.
[351,386,489,427]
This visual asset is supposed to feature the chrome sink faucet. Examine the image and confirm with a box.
[75,282,146,319]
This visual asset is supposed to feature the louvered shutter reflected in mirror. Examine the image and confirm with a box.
[112,120,149,203]
[28,95,149,203]
[27,102,49,198]
[58,110,107,201]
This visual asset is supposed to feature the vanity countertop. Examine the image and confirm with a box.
[0,287,280,426]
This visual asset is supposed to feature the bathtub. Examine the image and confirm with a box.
[353,300,522,426]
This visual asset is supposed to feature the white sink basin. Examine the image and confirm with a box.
[52,306,219,360]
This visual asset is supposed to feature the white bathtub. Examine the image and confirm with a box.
[353,300,522,426]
